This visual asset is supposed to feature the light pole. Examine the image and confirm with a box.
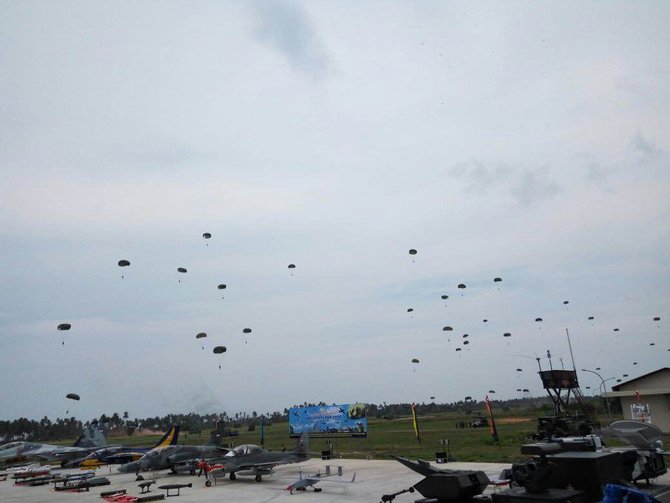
[581,368,613,418]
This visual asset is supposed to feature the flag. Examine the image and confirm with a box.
[411,403,421,444]
[485,395,499,443]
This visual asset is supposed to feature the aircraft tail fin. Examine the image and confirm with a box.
[151,425,180,448]
[293,431,309,454]
[73,420,108,448]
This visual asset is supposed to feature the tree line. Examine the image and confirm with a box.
[2,395,619,442]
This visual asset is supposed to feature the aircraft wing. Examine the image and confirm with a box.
[227,460,287,472]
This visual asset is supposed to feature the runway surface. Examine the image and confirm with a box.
[1,458,668,502]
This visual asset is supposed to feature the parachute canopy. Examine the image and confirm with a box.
[57,323,71,331]
[242,328,252,334]
[213,346,226,354]
[177,267,187,273]
[288,264,296,269]
[411,358,420,363]
[464,396,472,401]
[202,233,211,239]
[516,368,523,372]
[483,319,488,323]
[462,333,469,338]
[408,249,417,255]
[494,277,502,282]
[457,283,466,289]
[455,348,461,351]
[463,340,470,345]
[503,332,511,337]
[588,316,594,320]
[196,332,207,339]
[522,389,529,392]
[66,393,80,401]
[118,260,130,267]
[217,284,226,290]
[407,308,413,313]
[535,318,543,322]
[563,300,569,305]
[488,390,495,393]
[613,328,620,332]
[441,295,448,300]
[653,316,661,321]
[442,326,453,331]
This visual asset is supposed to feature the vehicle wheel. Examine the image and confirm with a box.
[229,473,236,480]
[255,474,262,482]
[205,480,212,487]
[314,488,322,492]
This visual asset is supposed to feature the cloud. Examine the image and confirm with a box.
[449,158,562,206]
[632,131,663,164]
[253,1,330,78]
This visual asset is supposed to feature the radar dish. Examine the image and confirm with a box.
[609,420,663,449]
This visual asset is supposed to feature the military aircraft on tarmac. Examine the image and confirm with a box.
[0,421,107,466]
[285,465,356,494]
[62,425,180,468]
[200,431,310,483]
[117,442,228,479]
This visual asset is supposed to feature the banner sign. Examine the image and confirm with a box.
[289,403,367,438]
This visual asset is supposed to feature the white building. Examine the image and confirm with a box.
[608,367,670,433]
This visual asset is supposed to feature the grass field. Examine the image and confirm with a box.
[91,409,635,464]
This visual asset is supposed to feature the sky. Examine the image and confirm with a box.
[1,1,669,422]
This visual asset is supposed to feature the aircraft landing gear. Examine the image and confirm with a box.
[229,473,236,481]
[255,474,262,482]
[205,480,212,487]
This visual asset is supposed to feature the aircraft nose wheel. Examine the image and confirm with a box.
[255,474,262,482]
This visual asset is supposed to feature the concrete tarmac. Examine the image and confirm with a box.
[1,458,669,503]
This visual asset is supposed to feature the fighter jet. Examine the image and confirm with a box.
[62,425,180,468]
[0,421,107,466]
[117,442,228,479]
[205,431,310,482]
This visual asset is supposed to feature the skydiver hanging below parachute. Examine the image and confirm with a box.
[408,249,417,263]
[118,260,130,279]
[202,233,211,246]
[458,283,466,297]
[57,323,71,345]
[177,267,187,282]
[196,332,207,350]
[217,284,226,299]
[213,346,226,369]
[65,393,80,415]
